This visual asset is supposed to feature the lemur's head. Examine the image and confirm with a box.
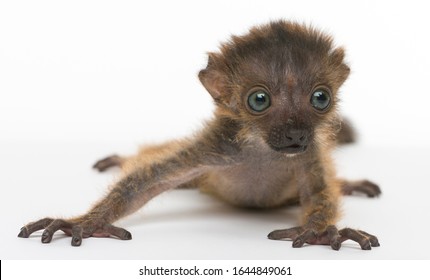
[199,20,350,155]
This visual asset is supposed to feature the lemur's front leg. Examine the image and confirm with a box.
[18,142,230,246]
[268,157,380,250]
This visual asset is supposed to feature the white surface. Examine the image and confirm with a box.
[1,0,430,259]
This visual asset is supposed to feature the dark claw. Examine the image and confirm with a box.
[267,230,285,240]
[292,238,304,248]
[123,231,132,240]
[71,237,82,247]
[360,241,372,250]
[359,230,380,247]
[363,180,381,197]
[41,230,53,243]
[331,239,341,250]
[267,232,277,240]
[71,225,83,246]
[292,229,316,248]
[18,227,29,238]
[327,225,341,250]
[370,239,380,247]
[103,224,133,240]
[267,226,301,240]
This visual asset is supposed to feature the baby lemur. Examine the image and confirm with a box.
[18,20,381,250]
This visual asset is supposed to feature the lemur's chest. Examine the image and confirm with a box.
[202,150,300,208]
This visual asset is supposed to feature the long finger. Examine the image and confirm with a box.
[104,224,132,240]
[359,230,380,247]
[18,218,54,238]
[339,228,371,250]
[326,225,341,250]
[71,225,83,246]
[292,229,317,248]
[267,226,302,240]
[41,219,72,244]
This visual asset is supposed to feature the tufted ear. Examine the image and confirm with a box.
[198,54,229,101]
[330,47,350,85]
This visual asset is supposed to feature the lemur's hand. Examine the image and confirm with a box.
[268,225,379,250]
[18,216,131,246]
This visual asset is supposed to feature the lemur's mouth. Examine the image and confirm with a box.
[270,144,308,154]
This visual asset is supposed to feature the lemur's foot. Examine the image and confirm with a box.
[18,216,131,246]
[341,179,381,198]
[93,155,123,172]
[267,225,379,250]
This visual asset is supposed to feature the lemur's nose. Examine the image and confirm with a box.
[285,129,308,145]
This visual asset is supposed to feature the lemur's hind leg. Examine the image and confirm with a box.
[93,155,124,172]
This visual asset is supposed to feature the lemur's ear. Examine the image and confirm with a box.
[198,53,229,101]
[329,47,350,85]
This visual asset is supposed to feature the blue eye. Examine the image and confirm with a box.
[311,88,331,111]
[248,90,271,112]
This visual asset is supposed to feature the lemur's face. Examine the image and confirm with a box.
[241,83,333,155]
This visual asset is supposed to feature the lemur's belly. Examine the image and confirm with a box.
[202,161,299,208]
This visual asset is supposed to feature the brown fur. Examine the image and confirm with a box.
[19,20,380,250]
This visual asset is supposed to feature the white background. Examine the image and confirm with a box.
[1,0,430,259]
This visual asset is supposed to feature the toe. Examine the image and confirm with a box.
[18,227,29,238]
[41,229,53,243]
